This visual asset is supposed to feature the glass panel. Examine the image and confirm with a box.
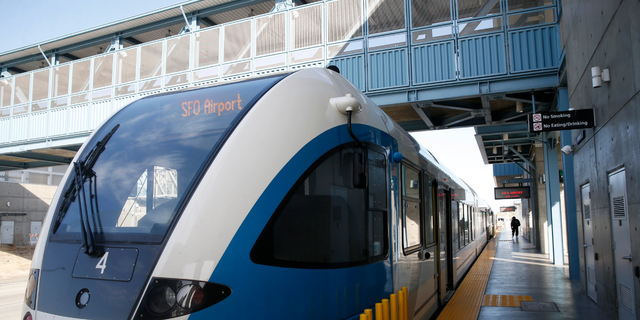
[140,78,162,92]
[404,200,421,248]
[412,25,453,43]
[32,69,50,102]
[368,151,387,209]
[71,93,90,105]
[402,165,420,198]
[193,66,219,82]
[13,105,28,115]
[290,47,323,64]
[327,40,364,58]
[165,73,190,87]
[32,101,48,111]
[93,54,113,89]
[327,0,362,43]
[369,211,385,256]
[291,5,323,50]
[52,75,286,243]
[166,35,190,74]
[508,9,555,28]
[194,28,220,68]
[0,108,10,118]
[116,83,137,96]
[412,0,451,28]
[14,74,31,104]
[222,62,251,76]
[224,21,252,62]
[116,48,137,84]
[71,59,91,94]
[424,176,435,245]
[53,65,70,97]
[459,203,465,247]
[140,42,163,80]
[93,88,112,101]
[52,97,69,108]
[369,33,406,51]
[459,17,502,36]
[508,0,554,12]
[0,78,12,108]
[256,13,286,56]
[458,0,501,20]
[368,0,405,35]
[255,54,286,70]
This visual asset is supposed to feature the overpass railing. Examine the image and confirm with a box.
[0,0,559,146]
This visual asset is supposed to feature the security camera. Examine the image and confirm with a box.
[561,145,573,156]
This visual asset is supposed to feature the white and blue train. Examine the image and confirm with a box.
[23,68,494,320]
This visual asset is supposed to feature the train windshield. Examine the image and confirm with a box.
[50,75,286,243]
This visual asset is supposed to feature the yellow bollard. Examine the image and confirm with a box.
[398,290,405,320]
[390,294,398,320]
[365,308,373,320]
[360,313,369,320]
[402,287,408,320]
[382,299,390,320]
[375,303,383,320]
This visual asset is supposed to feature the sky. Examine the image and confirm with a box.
[0,0,514,211]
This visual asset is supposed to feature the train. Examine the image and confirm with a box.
[22,68,494,320]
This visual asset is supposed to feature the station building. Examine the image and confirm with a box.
[0,0,638,318]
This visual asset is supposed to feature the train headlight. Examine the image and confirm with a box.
[24,269,39,310]
[147,285,176,314]
[136,278,231,319]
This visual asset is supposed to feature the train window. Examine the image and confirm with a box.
[423,175,436,245]
[451,200,459,250]
[251,144,388,268]
[402,165,421,253]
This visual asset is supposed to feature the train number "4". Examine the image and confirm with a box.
[95,252,110,275]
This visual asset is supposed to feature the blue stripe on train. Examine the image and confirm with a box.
[193,124,394,320]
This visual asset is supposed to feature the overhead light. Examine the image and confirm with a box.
[516,101,523,113]
[602,68,610,82]
[493,146,497,154]
[517,145,522,152]
[166,29,172,37]
[503,133,509,140]
[561,145,573,156]
[248,8,255,17]
[591,66,602,88]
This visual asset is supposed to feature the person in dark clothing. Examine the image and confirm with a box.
[511,216,520,238]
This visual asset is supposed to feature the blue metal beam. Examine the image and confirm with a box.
[558,87,580,280]
[544,134,564,265]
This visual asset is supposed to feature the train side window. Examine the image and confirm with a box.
[402,164,421,254]
[451,200,459,250]
[251,144,388,268]
[458,203,465,248]
[423,175,436,246]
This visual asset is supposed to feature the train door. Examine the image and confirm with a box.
[443,188,454,296]
[608,168,635,319]
[581,183,596,302]
[413,173,439,318]
[400,163,422,318]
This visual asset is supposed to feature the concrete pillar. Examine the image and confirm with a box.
[543,133,564,265]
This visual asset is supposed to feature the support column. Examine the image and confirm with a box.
[544,134,564,265]
[558,87,580,280]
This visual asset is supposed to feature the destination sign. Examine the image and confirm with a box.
[528,109,595,133]
[495,187,530,200]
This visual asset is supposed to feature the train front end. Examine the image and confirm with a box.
[23,68,394,320]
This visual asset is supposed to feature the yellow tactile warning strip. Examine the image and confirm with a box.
[482,295,533,307]
[436,231,499,320]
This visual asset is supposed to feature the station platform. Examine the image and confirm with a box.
[437,228,610,320]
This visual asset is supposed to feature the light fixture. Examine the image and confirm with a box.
[248,8,255,17]
[516,101,523,113]
[493,146,497,154]
[602,68,610,82]
[503,133,509,141]
[517,145,522,152]
[97,47,103,54]
[561,145,573,156]
[591,66,602,88]
[166,29,172,37]
[6,201,10,207]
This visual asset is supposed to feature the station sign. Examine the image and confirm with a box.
[495,187,530,199]
[528,109,595,133]
[500,206,517,212]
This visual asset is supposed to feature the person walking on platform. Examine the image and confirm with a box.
[511,216,520,238]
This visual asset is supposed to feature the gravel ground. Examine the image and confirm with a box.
[0,245,35,280]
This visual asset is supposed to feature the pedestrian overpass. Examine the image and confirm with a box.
[0,0,561,170]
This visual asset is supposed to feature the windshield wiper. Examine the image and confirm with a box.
[51,124,119,256]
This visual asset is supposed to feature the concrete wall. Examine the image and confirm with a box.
[0,182,57,246]
[561,0,640,318]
